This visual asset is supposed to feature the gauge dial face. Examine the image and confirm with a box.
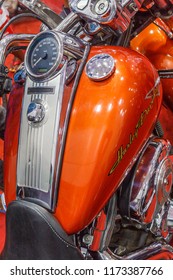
[31,37,58,75]
[25,32,63,80]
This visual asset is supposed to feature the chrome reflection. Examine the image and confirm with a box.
[119,137,173,240]
[91,243,173,260]
[0,33,34,65]
[18,0,62,29]
[66,58,78,84]
[86,53,115,81]
[17,30,90,211]
[69,0,117,25]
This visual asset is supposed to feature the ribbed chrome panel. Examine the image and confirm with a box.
[16,31,89,210]
[25,116,44,190]
[17,69,65,201]
[25,92,48,190]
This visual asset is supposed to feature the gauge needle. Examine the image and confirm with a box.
[33,57,42,67]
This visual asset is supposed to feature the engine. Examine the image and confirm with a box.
[110,137,173,256]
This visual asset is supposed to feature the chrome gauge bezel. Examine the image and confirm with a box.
[25,31,63,81]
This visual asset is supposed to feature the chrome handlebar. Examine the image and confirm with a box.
[0,34,34,64]
[68,0,145,32]
[18,0,62,29]
[69,0,173,32]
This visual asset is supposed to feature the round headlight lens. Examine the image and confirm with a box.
[86,53,115,81]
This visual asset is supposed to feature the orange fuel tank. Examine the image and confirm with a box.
[55,46,162,234]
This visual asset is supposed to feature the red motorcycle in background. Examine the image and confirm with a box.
[0,0,173,260]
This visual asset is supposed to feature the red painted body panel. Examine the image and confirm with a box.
[4,84,24,205]
[0,213,5,253]
[55,46,162,233]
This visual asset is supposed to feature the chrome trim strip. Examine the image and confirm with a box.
[62,32,88,58]
[124,243,173,260]
[94,243,173,260]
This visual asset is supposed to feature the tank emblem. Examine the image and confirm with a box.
[27,102,45,123]
[109,86,160,175]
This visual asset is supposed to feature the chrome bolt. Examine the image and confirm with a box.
[164,178,168,185]
[83,234,93,245]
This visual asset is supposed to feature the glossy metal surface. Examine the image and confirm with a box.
[27,101,46,123]
[16,32,88,211]
[92,243,173,259]
[55,12,79,33]
[69,0,117,24]
[55,46,162,234]
[119,138,173,239]
[86,53,115,81]
[167,199,173,229]
[0,34,34,206]
[69,0,145,32]
[90,194,117,252]
[17,70,67,207]
[125,243,173,260]
[3,1,64,204]
[131,18,173,111]
[25,31,63,81]
[18,0,62,29]
[0,33,34,64]
[4,30,89,209]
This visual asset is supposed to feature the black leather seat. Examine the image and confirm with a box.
[1,200,84,260]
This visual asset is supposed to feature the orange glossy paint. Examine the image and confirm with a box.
[55,46,162,234]
[131,19,173,111]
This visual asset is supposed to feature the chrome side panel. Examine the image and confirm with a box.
[17,65,67,210]
[16,31,90,211]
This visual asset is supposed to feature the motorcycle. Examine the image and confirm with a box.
[1,0,173,260]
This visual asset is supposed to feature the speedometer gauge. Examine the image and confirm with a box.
[25,31,63,80]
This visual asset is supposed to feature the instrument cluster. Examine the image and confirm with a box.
[69,0,144,32]
[69,0,117,24]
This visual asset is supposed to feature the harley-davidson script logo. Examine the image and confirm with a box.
[109,85,160,176]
